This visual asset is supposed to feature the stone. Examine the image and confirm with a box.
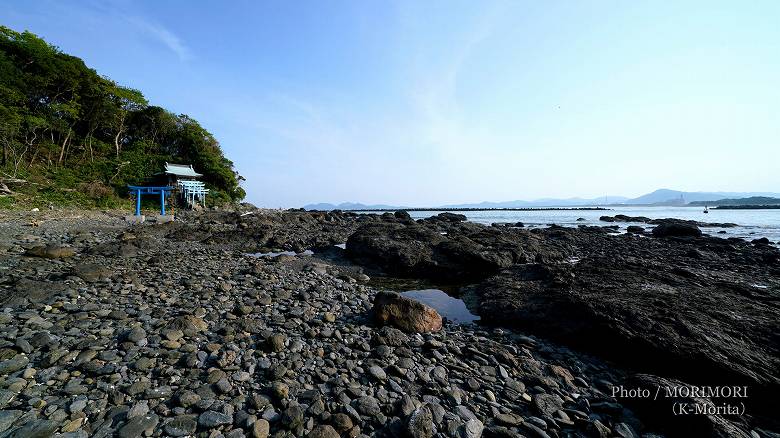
[199,410,233,428]
[308,424,340,438]
[72,263,111,282]
[494,413,523,426]
[118,414,159,438]
[282,405,304,429]
[533,394,564,417]
[252,419,270,438]
[0,355,29,375]
[458,419,484,438]
[271,381,289,399]
[368,365,387,381]
[61,418,84,433]
[0,410,23,433]
[127,401,149,419]
[353,396,382,417]
[3,419,59,438]
[372,292,442,333]
[168,315,208,334]
[268,334,287,352]
[407,406,434,438]
[331,413,354,432]
[165,415,198,437]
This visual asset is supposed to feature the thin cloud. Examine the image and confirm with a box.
[127,16,192,61]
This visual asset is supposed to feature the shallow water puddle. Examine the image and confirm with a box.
[401,289,480,324]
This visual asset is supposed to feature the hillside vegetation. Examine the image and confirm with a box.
[0,26,244,209]
[689,197,780,206]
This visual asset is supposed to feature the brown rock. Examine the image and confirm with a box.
[372,291,442,333]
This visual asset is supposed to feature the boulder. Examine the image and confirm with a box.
[373,292,442,333]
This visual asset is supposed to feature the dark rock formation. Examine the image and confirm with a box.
[600,215,738,228]
[651,221,703,237]
[346,217,570,281]
[343,214,780,432]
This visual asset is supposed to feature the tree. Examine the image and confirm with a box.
[0,25,244,205]
[106,83,147,157]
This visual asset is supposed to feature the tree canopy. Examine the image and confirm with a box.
[0,26,245,207]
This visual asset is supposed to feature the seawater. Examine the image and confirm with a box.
[393,206,780,243]
[401,289,479,324]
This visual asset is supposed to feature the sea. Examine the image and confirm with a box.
[390,206,780,243]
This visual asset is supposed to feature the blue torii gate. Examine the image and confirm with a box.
[128,185,173,216]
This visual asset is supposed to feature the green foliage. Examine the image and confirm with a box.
[0,25,244,208]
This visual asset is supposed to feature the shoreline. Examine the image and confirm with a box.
[340,207,611,212]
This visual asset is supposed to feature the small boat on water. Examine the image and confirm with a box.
[703,206,709,214]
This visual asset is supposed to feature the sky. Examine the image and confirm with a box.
[3,0,780,207]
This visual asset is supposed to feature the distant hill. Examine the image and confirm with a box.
[689,196,780,206]
[621,189,780,206]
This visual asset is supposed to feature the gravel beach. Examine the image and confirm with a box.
[0,209,776,437]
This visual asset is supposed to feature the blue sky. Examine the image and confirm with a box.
[4,0,779,207]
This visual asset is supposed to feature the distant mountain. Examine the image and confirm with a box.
[304,189,780,210]
[688,196,780,206]
[303,202,406,211]
[621,189,780,206]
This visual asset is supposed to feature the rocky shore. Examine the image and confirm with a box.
[0,209,778,437]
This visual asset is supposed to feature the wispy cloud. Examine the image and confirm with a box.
[406,3,506,160]
[126,16,192,61]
